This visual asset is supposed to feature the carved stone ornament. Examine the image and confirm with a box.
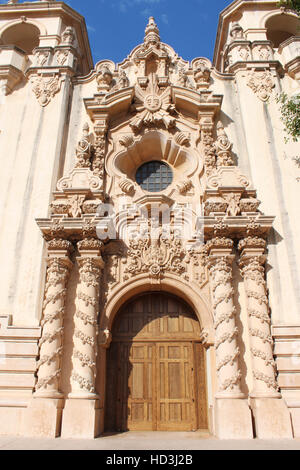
[99,328,112,349]
[177,179,193,195]
[230,22,245,41]
[61,26,76,46]
[124,230,188,280]
[57,168,102,192]
[31,73,62,107]
[96,65,113,92]
[204,198,228,216]
[174,132,190,147]
[247,70,275,102]
[193,59,211,90]
[223,193,241,216]
[130,73,176,133]
[119,178,135,195]
[215,122,234,166]
[75,123,92,169]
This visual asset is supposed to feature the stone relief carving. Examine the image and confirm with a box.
[215,122,234,166]
[61,26,76,46]
[75,123,92,169]
[230,22,245,41]
[192,59,211,90]
[31,73,61,107]
[247,70,275,102]
[130,73,176,133]
[96,65,114,92]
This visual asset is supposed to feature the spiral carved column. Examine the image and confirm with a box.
[69,239,104,398]
[238,237,280,398]
[238,236,292,438]
[207,237,253,439]
[35,240,73,398]
[207,238,244,398]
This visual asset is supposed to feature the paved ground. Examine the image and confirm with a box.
[0,432,300,450]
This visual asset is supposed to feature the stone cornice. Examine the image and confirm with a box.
[197,215,275,240]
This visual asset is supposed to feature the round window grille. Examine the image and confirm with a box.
[136,161,173,192]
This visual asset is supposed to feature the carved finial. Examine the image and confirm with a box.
[144,16,160,45]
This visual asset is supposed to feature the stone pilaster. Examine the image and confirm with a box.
[207,237,253,439]
[61,236,104,438]
[239,237,293,438]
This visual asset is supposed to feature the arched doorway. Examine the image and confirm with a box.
[105,292,208,432]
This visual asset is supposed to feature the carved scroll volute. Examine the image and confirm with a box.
[207,237,244,398]
[35,238,73,398]
[239,237,281,398]
[69,236,104,398]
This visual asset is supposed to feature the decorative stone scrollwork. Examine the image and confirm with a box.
[202,129,216,176]
[124,228,188,281]
[35,253,73,397]
[239,240,280,398]
[119,178,135,195]
[93,119,108,183]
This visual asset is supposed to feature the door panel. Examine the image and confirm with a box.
[127,343,155,431]
[105,293,208,432]
[156,343,196,431]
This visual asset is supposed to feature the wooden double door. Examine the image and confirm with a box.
[105,293,208,432]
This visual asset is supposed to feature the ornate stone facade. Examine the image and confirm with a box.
[0,0,299,440]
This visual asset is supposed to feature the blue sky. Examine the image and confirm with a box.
[0,0,232,64]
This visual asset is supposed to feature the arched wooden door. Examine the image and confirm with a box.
[105,293,208,432]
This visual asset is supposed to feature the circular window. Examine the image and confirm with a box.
[136,161,173,192]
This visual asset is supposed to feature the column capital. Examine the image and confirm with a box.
[77,238,104,258]
[238,236,266,257]
[206,236,233,256]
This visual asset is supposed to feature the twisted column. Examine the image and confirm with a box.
[69,239,104,398]
[239,237,280,398]
[207,238,244,398]
[35,240,73,398]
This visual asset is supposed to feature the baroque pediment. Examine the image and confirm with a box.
[82,16,221,124]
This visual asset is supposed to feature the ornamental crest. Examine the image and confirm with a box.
[31,73,61,106]
[247,70,275,102]
[124,230,187,280]
[130,74,176,133]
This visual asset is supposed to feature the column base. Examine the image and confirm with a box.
[24,398,64,438]
[250,397,293,439]
[214,398,253,439]
[61,398,101,439]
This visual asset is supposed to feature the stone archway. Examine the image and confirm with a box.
[105,292,208,432]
